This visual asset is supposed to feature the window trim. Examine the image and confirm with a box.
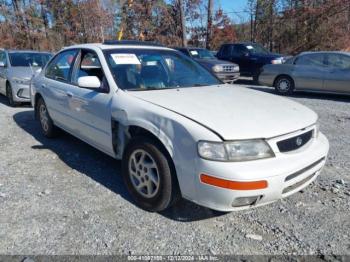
[70,48,110,94]
[45,48,79,84]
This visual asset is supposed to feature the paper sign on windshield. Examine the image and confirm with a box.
[246,45,254,49]
[111,54,141,65]
[190,50,198,55]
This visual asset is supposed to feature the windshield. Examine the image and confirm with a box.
[189,49,216,59]
[9,52,52,67]
[245,43,270,55]
[104,49,221,91]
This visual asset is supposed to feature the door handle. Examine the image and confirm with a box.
[66,92,73,98]
[41,84,46,89]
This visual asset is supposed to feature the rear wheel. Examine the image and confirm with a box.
[6,83,20,107]
[122,137,180,212]
[274,76,294,95]
[37,98,58,138]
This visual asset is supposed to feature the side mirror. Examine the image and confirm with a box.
[0,61,5,67]
[77,76,101,89]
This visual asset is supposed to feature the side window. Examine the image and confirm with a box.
[295,54,325,67]
[46,49,78,82]
[327,54,350,70]
[72,50,108,91]
[0,52,7,66]
[233,45,248,56]
[220,45,232,57]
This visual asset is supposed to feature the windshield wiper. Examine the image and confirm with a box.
[193,83,208,87]
[127,87,173,91]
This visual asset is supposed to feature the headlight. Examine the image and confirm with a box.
[198,140,274,161]
[212,65,223,73]
[233,66,240,72]
[271,58,283,64]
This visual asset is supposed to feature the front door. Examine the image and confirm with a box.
[66,49,114,155]
[292,53,326,91]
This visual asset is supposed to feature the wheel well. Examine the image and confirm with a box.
[127,126,172,159]
[273,74,294,88]
[112,123,179,190]
[127,125,181,196]
[34,93,43,119]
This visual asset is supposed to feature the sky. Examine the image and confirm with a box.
[215,0,250,23]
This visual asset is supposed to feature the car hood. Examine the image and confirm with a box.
[129,85,317,140]
[8,67,35,80]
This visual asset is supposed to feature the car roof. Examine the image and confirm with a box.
[299,51,350,56]
[222,42,256,46]
[64,42,174,52]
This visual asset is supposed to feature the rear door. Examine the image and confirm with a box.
[324,53,350,93]
[42,49,79,129]
[292,53,326,90]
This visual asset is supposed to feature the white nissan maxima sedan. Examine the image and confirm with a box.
[30,41,329,212]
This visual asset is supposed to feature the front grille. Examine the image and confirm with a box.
[222,65,234,72]
[277,130,313,152]
[285,157,325,182]
[282,172,316,194]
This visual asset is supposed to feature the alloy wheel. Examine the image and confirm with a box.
[128,149,160,198]
[39,103,49,132]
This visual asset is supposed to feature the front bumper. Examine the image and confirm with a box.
[190,131,329,212]
[11,82,31,102]
[216,72,240,83]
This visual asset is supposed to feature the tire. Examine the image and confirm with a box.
[274,75,294,95]
[122,137,180,212]
[37,97,58,138]
[6,83,20,107]
[252,73,260,84]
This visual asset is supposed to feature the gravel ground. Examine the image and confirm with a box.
[0,81,349,256]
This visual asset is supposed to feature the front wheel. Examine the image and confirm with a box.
[274,76,294,95]
[122,137,180,212]
[6,83,20,107]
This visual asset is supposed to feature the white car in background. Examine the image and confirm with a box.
[30,41,329,212]
[0,49,52,106]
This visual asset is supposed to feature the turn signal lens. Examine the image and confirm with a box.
[200,174,268,190]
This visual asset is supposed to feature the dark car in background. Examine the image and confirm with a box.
[259,51,350,95]
[175,47,240,83]
[217,42,285,82]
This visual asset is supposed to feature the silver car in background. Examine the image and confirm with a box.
[0,49,52,106]
[259,51,350,95]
